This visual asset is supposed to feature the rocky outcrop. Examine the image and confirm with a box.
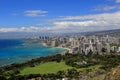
[104,66,120,80]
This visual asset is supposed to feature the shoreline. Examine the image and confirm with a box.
[0,40,69,67]
[42,42,70,54]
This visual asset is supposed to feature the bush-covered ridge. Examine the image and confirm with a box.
[0,53,120,80]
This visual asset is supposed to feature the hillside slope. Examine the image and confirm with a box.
[104,66,120,80]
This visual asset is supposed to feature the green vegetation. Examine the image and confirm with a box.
[0,53,120,80]
[110,43,120,47]
[20,61,101,76]
[20,62,72,75]
[78,64,101,72]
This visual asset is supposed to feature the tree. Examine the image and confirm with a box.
[0,76,6,80]
[56,70,65,78]
[66,68,79,78]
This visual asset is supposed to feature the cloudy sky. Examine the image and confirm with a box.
[0,0,120,33]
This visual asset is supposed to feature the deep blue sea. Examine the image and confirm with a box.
[0,39,66,66]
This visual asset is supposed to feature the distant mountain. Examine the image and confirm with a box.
[59,29,120,36]
[0,29,120,39]
[80,29,120,36]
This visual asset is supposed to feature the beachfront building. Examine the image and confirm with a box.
[39,35,120,55]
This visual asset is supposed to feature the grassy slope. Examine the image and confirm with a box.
[20,61,102,76]
[20,62,73,75]
[78,65,101,71]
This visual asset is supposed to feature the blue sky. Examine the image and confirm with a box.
[0,0,120,33]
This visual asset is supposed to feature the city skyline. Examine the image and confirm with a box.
[0,0,120,33]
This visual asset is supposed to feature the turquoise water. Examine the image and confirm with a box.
[0,39,66,66]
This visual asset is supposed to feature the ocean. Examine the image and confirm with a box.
[0,39,66,66]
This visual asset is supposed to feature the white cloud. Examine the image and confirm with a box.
[0,26,50,33]
[94,5,120,11]
[116,0,120,3]
[58,11,120,21]
[24,10,47,17]
[50,11,120,33]
[93,0,120,11]
[0,11,120,33]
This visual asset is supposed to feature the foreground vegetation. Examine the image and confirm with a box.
[20,61,72,75]
[19,61,101,75]
[0,52,120,80]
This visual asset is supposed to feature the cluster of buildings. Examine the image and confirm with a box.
[39,35,120,55]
